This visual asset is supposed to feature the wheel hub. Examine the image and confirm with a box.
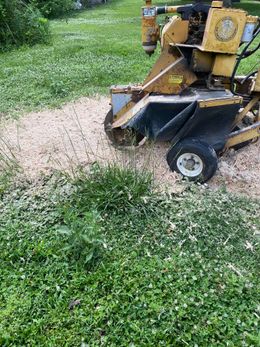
[177,153,203,177]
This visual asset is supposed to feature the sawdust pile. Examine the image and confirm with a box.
[0,96,259,198]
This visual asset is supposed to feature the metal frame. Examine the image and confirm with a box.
[225,95,260,149]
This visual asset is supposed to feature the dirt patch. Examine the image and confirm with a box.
[0,96,259,198]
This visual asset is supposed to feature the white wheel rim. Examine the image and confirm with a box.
[176,153,203,178]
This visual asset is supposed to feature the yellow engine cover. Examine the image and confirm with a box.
[202,7,247,54]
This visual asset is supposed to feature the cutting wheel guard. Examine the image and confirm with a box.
[119,91,242,153]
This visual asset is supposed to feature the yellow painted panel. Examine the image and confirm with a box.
[162,17,189,47]
[191,50,214,72]
[202,8,247,54]
[143,47,181,85]
[212,54,236,77]
[142,57,197,95]
[212,1,223,8]
[198,96,242,108]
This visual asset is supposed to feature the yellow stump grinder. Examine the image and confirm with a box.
[104,0,260,182]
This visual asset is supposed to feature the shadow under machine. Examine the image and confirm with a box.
[105,0,260,182]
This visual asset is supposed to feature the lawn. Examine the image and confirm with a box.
[0,0,259,116]
[0,165,259,346]
[0,1,260,345]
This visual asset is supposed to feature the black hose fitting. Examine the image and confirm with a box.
[156,6,166,15]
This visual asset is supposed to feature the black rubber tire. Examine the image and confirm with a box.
[166,138,218,183]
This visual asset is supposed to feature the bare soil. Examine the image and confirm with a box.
[0,96,259,198]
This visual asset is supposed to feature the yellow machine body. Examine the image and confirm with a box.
[113,0,259,135]
[105,0,260,183]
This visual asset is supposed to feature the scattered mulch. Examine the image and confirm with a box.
[0,96,259,198]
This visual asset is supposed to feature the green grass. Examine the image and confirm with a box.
[0,2,259,345]
[0,0,259,117]
[0,143,21,196]
[0,165,259,346]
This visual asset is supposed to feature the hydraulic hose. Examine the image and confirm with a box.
[241,70,258,85]
[230,27,260,96]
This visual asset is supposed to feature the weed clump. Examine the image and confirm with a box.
[57,210,104,266]
[56,164,153,265]
[66,164,153,214]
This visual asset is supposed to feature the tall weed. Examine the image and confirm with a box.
[58,210,103,266]
[67,163,153,214]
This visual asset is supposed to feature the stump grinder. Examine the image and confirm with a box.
[104,0,260,182]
